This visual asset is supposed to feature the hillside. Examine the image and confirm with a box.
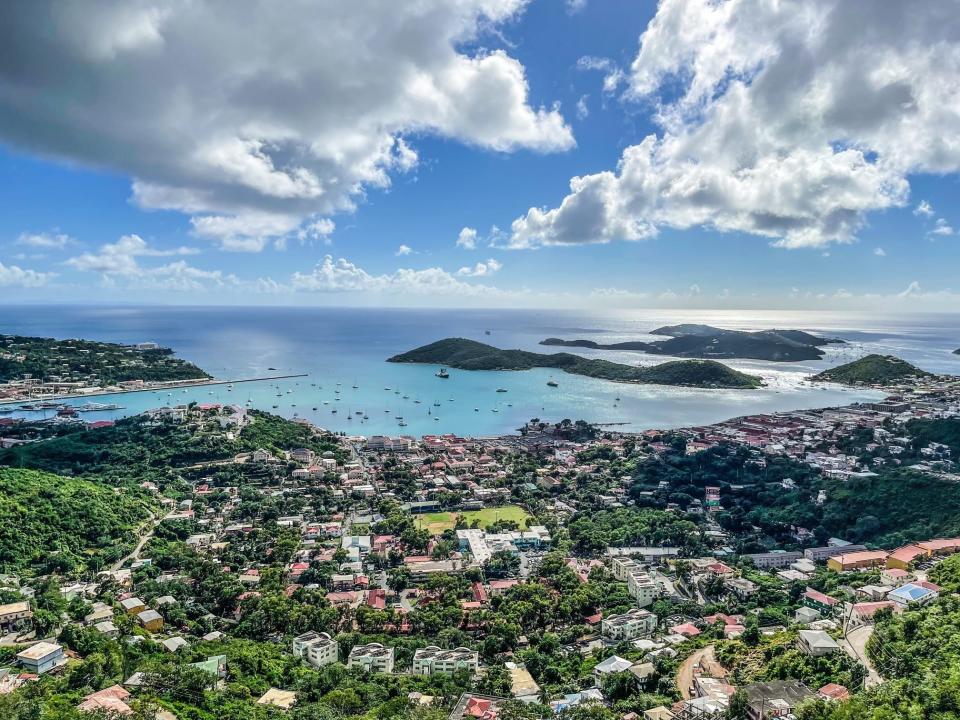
[0,334,209,384]
[0,468,154,574]
[813,354,934,385]
[541,324,842,362]
[388,338,762,388]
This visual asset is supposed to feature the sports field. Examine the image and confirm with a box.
[414,504,531,534]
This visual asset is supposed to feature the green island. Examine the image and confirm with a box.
[388,337,763,388]
[0,334,210,386]
[812,353,934,385]
[542,324,842,362]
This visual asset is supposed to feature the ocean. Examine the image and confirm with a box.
[2,305,958,437]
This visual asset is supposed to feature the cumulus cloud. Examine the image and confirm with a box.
[874,247,886,256]
[914,200,935,217]
[0,261,53,287]
[66,234,197,274]
[456,227,479,250]
[576,56,626,95]
[291,255,497,297]
[16,231,74,249]
[931,218,955,236]
[456,258,502,276]
[512,0,960,250]
[0,1,573,250]
[395,244,414,256]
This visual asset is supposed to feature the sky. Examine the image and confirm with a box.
[0,0,959,310]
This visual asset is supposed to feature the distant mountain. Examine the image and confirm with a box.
[954,348,960,355]
[388,338,762,389]
[813,354,934,385]
[541,324,843,362]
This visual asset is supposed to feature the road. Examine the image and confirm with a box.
[840,625,883,688]
[112,510,170,571]
[676,644,725,699]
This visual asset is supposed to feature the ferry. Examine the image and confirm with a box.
[435,368,450,379]
[75,402,125,412]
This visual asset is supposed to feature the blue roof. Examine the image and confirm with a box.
[890,583,934,601]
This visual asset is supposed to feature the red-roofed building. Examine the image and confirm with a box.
[670,623,701,637]
[850,601,895,629]
[803,587,840,614]
[471,582,488,604]
[886,545,928,570]
[366,589,386,610]
[818,683,850,701]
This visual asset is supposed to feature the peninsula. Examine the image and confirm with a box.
[388,338,763,388]
[541,324,843,362]
[813,354,934,386]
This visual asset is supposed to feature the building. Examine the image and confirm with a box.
[77,685,132,715]
[0,601,33,635]
[136,609,164,633]
[449,693,509,720]
[505,662,540,702]
[292,631,339,668]
[827,551,889,572]
[885,545,929,570]
[257,688,298,711]
[593,655,633,683]
[119,596,147,615]
[887,583,938,608]
[413,646,479,676]
[797,630,840,656]
[17,641,66,675]
[743,551,803,569]
[848,601,895,630]
[802,587,839,615]
[347,643,395,673]
[602,608,657,641]
[744,680,815,719]
[803,544,867,563]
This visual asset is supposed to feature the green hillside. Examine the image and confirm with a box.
[388,338,762,388]
[813,354,933,385]
[0,468,154,574]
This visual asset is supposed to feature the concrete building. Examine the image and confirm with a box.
[17,642,66,675]
[743,551,803,569]
[412,646,479,676]
[347,642,395,673]
[827,551,889,572]
[797,630,840,657]
[136,609,164,633]
[0,601,33,635]
[292,631,339,668]
[602,608,657,641]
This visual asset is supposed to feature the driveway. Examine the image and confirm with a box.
[840,625,883,688]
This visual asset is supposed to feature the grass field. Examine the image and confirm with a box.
[414,505,531,534]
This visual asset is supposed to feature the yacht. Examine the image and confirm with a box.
[547,379,559,387]
[435,368,450,379]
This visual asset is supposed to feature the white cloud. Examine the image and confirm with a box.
[931,218,955,236]
[914,200,935,217]
[0,1,573,250]
[456,258,502,276]
[0,261,53,287]
[576,95,590,120]
[874,247,886,256]
[576,56,626,95]
[456,227,479,250]
[513,0,960,250]
[395,244,413,256]
[567,0,588,14]
[899,281,923,298]
[291,255,497,297]
[66,234,197,274]
[16,231,74,249]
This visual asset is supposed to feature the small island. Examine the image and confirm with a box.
[541,324,843,362]
[812,354,934,386]
[954,348,960,355]
[388,338,763,389]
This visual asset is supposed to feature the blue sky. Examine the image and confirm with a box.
[0,0,958,309]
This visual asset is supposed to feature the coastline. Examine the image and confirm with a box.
[0,373,309,406]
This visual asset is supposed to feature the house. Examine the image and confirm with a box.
[17,641,66,675]
[347,642,394,673]
[594,654,633,682]
[136,609,164,633]
[257,688,298,711]
[880,567,913,586]
[818,683,850,701]
[162,636,189,653]
[602,608,657,641]
[78,685,132,716]
[744,680,815,719]
[794,607,821,624]
[449,693,509,720]
[848,601,895,629]
[190,655,228,680]
[94,620,119,638]
[885,545,928,570]
[797,630,840,656]
[292,631,340,668]
[119,596,147,615]
[802,587,839,615]
[0,601,33,635]
[413,646,479,676]
[887,582,938,608]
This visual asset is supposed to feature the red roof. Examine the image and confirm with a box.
[670,623,701,637]
[818,683,850,701]
[852,601,894,617]
[804,587,839,606]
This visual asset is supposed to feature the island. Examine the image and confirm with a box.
[954,348,960,355]
[541,324,843,362]
[812,354,934,386]
[388,338,763,388]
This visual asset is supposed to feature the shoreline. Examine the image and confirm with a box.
[0,373,309,406]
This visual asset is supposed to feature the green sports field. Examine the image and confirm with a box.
[414,504,531,534]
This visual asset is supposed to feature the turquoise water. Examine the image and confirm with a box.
[4,306,956,437]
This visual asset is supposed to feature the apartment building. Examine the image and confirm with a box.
[347,642,395,673]
[412,646,479,676]
[601,608,657,641]
[292,631,339,668]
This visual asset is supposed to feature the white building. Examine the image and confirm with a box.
[292,631,339,668]
[347,643,395,673]
[602,608,657,641]
[412,646,479,676]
